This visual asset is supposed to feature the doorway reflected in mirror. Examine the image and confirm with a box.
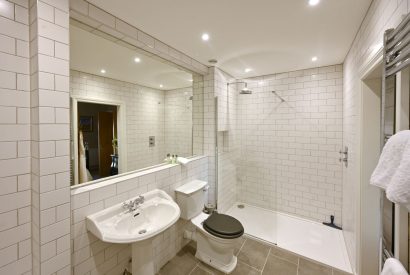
[77,102,118,183]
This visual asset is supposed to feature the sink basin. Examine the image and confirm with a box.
[86,189,181,243]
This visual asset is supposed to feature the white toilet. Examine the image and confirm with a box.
[175,180,244,274]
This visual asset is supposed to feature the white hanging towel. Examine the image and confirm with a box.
[381,258,408,275]
[370,130,410,189]
[78,131,93,184]
[386,132,410,205]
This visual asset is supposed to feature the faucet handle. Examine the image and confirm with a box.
[122,201,131,209]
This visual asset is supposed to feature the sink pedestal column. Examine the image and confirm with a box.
[132,239,154,275]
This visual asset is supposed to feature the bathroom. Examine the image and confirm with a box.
[0,0,410,274]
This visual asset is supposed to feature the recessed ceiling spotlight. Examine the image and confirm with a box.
[100,69,106,74]
[189,79,193,82]
[159,84,163,88]
[134,57,141,63]
[201,33,210,41]
[244,68,252,73]
[309,0,320,6]
[311,56,318,62]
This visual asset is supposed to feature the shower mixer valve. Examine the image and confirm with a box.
[339,147,348,167]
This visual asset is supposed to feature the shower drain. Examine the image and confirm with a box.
[237,204,245,209]
[138,229,147,234]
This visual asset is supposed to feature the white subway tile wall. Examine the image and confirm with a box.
[70,70,167,172]
[343,0,409,272]
[192,74,204,156]
[214,69,239,213]
[202,67,218,205]
[71,70,195,174]
[28,0,71,274]
[213,65,344,222]
[0,0,31,273]
[164,87,193,157]
[70,156,208,274]
[236,66,343,223]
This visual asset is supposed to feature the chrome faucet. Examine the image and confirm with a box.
[134,195,145,205]
[122,195,145,212]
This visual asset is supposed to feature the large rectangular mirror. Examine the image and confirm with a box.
[70,21,194,185]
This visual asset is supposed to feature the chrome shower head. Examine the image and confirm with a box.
[240,88,252,94]
[228,81,253,94]
[239,83,252,94]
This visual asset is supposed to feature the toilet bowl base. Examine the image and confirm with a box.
[188,213,242,274]
[195,250,237,274]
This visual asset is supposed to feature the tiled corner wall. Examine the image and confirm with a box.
[214,69,239,213]
[192,74,204,156]
[164,87,193,157]
[0,0,31,273]
[29,0,71,274]
[70,156,208,274]
[0,0,72,273]
[202,67,225,206]
[201,69,215,205]
[237,65,343,223]
[342,0,409,272]
[70,70,167,172]
[199,66,241,212]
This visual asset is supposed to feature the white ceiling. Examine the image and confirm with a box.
[70,25,193,90]
[87,0,372,78]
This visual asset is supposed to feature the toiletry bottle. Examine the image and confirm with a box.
[172,155,176,164]
[164,153,171,163]
[175,155,178,164]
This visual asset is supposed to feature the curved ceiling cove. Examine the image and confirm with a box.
[87,0,372,77]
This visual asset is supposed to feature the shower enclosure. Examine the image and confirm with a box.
[214,68,351,273]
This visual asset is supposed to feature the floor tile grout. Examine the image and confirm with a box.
[297,257,300,275]
[259,247,271,274]
[237,238,246,255]
[239,260,264,273]
[269,248,298,266]
[187,263,199,275]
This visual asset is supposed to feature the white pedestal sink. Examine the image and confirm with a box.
[86,189,181,275]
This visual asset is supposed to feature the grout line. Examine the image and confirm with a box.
[187,263,199,275]
[260,247,271,274]
[269,252,298,267]
[239,261,264,273]
[297,257,300,275]
[237,237,247,255]
[197,263,214,275]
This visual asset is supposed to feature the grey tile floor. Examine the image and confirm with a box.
[158,237,352,275]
